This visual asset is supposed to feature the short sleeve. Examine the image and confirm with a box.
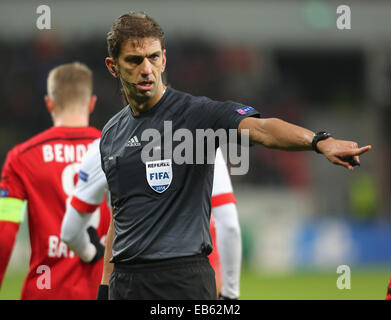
[99,132,111,175]
[185,97,260,132]
[0,148,27,201]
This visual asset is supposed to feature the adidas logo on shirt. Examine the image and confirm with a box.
[126,136,141,147]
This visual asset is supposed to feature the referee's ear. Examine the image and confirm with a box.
[105,57,118,78]
[161,49,166,73]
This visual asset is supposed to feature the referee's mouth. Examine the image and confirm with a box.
[137,80,154,91]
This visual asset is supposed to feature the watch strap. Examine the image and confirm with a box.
[312,131,332,154]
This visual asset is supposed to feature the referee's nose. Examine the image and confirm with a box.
[140,58,153,78]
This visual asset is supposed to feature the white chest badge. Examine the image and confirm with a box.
[146,159,172,193]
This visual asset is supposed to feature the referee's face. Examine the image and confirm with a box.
[114,37,166,108]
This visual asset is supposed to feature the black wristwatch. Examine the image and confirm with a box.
[312,131,332,154]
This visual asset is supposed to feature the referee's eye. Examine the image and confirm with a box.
[125,56,144,65]
[148,54,160,63]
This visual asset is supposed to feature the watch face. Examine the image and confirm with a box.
[317,132,330,138]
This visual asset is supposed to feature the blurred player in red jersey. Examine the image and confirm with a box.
[61,144,241,299]
[0,62,110,299]
[386,278,391,300]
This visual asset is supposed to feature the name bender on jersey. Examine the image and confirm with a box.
[42,143,91,163]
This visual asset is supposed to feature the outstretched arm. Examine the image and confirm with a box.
[238,117,371,171]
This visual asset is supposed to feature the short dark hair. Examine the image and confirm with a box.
[107,12,165,60]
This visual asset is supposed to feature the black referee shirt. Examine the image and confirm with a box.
[100,87,259,263]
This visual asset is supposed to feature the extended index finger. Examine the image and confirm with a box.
[352,145,372,156]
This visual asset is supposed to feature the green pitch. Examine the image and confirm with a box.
[240,267,389,300]
[0,266,389,300]
[0,272,25,300]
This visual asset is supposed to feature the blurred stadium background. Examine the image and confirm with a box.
[1,0,391,299]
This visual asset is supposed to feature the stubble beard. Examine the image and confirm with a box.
[124,82,157,111]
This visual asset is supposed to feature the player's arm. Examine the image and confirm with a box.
[61,204,103,263]
[0,198,25,287]
[61,139,106,263]
[211,149,241,299]
[0,150,27,287]
[238,117,371,171]
[212,203,241,300]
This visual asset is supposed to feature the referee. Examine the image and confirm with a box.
[98,12,371,300]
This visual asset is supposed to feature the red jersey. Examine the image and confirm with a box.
[0,126,110,300]
[386,277,391,300]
